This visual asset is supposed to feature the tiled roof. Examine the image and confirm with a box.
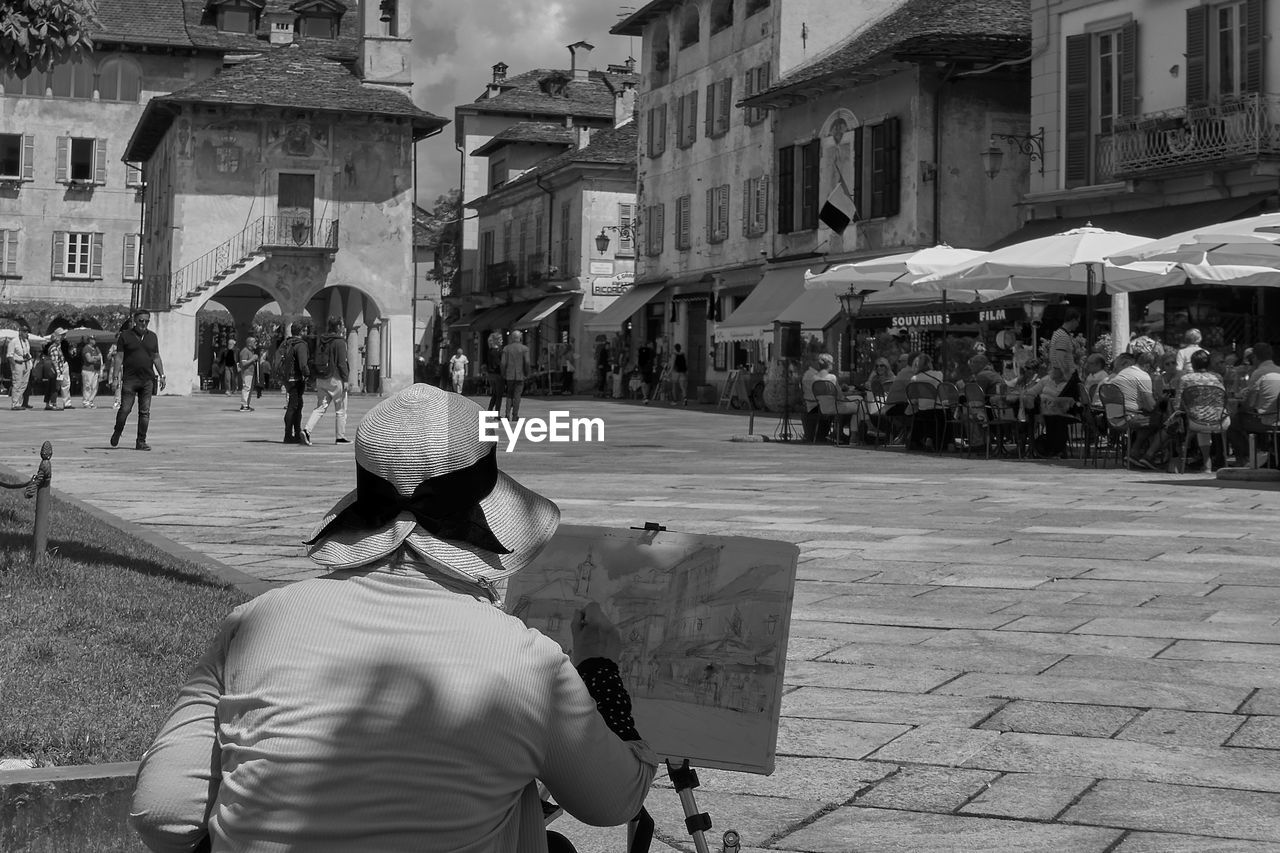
[93,0,193,48]
[470,122,575,156]
[611,1,680,37]
[180,0,359,60]
[459,69,638,119]
[125,46,448,161]
[745,0,1030,105]
[468,122,638,206]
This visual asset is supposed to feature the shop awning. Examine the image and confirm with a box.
[582,282,666,331]
[775,284,843,332]
[514,293,575,328]
[986,195,1270,250]
[451,299,542,332]
[714,266,808,342]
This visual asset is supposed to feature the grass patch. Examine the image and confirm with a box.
[0,480,249,766]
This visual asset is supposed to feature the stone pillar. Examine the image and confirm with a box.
[380,314,413,394]
[1111,292,1130,357]
[347,325,364,392]
[150,305,199,396]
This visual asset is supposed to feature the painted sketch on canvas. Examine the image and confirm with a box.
[505,524,799,774]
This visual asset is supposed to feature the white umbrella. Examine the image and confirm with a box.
[913,227,1157,295]
[1108,212,1280,266]
[804,245,989,290]
[1106,260,1280,293]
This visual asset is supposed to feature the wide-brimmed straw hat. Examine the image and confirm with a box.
[306,384,560,582]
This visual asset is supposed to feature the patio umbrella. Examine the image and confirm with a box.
[1105,260,1280,293]
[63,326,117,344]
[1107,212,1280,267]
[804,245,989,290]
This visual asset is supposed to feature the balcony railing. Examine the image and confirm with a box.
[485,261,517,291]
[1111,93,1280,178]
[1093,133,1116,184]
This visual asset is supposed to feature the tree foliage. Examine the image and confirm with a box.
[414,189,461,294]
[1,0,99,79]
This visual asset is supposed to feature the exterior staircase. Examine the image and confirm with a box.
[133,215,339,310]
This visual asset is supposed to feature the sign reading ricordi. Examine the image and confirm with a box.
[592,272,634,297]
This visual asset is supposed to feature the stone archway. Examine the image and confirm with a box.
[304,285,384,393]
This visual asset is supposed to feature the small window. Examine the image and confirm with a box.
[125,162,144,188]
[679,6,700,48]
[299,14,335,38]
[706,184,729,243]
[711,0,734,34]
[99,58,142,102]
[57,136,106,185]
[217,2,259,34]
[0,229,18,277]
[0,134,21,178]
[53,231,103,279]
[70,138,94,181]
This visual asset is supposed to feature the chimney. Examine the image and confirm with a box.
[575,124,592,149]
[265,11,295,44]
[567,40,594,80]
[625,56,636,73]
[614,81,636,128]
[492,62,508,83]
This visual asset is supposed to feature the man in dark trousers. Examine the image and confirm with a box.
[485,331,504,412]
[301,316,350,446]
[670,344,689,406]
[111,309,166,451]
[278,323,310,444]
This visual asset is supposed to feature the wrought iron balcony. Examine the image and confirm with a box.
[484,261,517,291]
[1111,93,1280,178]
[1093,133,1116,184]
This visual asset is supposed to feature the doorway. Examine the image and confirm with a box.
[278,173,315,244]
[686,297,707,386]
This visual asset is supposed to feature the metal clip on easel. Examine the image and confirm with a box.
[669,759,747,853]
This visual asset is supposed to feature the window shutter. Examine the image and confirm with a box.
[1185,6,1209,107]
[777,146,794,234]
[800,139,819,229]
[619,203,634,254]
[90,232,104,278]
[22,135,35,181]
[123,233,139,280]
[2,230,16,276]
[678,194,691,248]
[126,162,142,187]
[705,83,716,137]
[687,90,698,146]
[658,102,668,155]
[718,77,732,135]
[755,175,769,235]
[853,126,864,219]
[705,186,714,241]
[94,139,108,184]
[1064,33,1092,189]
[884,117,900,217]
[1119,22,1138,118]
[718,184,729,240]
[654,203,664,254]
[55,136,69,183]
[52,231,66,277]
[742,178,751,235]
[1244,0,1264,95]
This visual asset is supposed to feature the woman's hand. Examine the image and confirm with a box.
[571,601,622,665]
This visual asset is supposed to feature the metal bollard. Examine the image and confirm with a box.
[1,441,53,566]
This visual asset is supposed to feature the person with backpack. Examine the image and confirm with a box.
[274,323,309,444]
[302,316,350,446]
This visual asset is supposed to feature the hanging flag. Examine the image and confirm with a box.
[819,177,857,235]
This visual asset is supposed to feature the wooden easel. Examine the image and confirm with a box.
[717,370,754,411]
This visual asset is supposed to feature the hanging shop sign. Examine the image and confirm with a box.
[589,260,614,276]
[592,272,634,296]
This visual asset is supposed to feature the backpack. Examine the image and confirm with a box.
[314,337,331,377]
[272,339,300,386]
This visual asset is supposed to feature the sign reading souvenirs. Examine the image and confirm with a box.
[892,313,951,327]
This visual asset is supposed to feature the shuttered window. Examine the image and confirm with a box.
[56,136,107,184]
[559,201,571,272]
[743,176,769,237]
[1064,23,1137,189]
[0,229,18,277]
[646,104,667,157]
[123,233,141,281]
[676,195,691,250]
[1193,1,1264,101]
[645,203,665,256]
[617,203,635,256]
[705,78,733,138]
[799,139,820,229]
[1064,33,1091,188]
[676,91,698,148]
[0,134,35,180]
[125,161,144,188]
[53,231,102,278]
[776,146,795,234]
[706,184,729,243]
[868,120,899,219]
[744,62,770,125]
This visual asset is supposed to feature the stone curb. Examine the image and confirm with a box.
[0,462,275,599]
[1217,466,1280,482]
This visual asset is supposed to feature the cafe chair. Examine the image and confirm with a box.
[809,379,839,444]
[1075,383,1107,468]
[813,379,867,446]
[986,389,1026,460]
[936,382,963,451]
[1177,384,1228,473]
[1249,393,1280,469]
[1097,383,1140,469]
[905,381,942,451]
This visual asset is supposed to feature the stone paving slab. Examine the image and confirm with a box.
[1064,778,1280,842]
[7,396,1280,851]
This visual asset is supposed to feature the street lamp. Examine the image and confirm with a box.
[1024,295,1049,356]
[595,223,638,254]
[981,127,1046,178]
[836,287,868,374]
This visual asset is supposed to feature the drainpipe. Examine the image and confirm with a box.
[535,173,555,278]
[932,62,957,247]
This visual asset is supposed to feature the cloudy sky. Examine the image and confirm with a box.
[409,0,641,207]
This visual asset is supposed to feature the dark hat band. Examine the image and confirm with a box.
[305,446,511,554]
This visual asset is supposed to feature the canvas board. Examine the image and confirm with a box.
[505,524,799,775]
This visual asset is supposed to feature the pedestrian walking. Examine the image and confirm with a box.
[484,332,504,412]
[80,339,103,408]
[238,336,261,411]
[670,343,689,406]
[111,310,166,451]
[500,329,530,420]
[8,326,33,410]
[274,323,309,444]
[302,317,350,446]
[44,329,73,410]
[448,347,468,395]
[222,339,239,395]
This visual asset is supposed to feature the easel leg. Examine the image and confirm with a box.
[667,760,712,853]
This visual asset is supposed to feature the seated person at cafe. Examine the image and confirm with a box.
[1033,367,1078,458]
[1225,342,1280,466]
[1108,351,1163,469]
[862,352,921,443]
[867,358,894,406]
[801,353,836,442]
[907,354,947,450]
[968,355,1004,396]
[1171,348,1228,470]
[910,354,944,388]
[1081,353,1109,403]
